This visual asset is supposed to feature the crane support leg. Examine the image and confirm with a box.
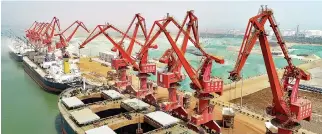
[115,68,131,88]
[161,86,184,111]
[278,128,292,134]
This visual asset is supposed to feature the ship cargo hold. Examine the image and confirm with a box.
[58,86,199,134]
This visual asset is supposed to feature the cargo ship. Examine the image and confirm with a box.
[8,37,34,62]
[8,45,24,62]
[23,51,82,92]
[58,85,199,134]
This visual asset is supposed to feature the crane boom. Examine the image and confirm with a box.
[143,17,224,89]
[42,17,61,45]
[56,20,90,42]
[43,17,61,37]
[55,20,90,49]
[79,24,140,70]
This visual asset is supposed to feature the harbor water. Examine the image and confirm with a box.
[2,37,60,134]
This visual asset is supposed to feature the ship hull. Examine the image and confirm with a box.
[22,57,79,93]
[8,45,23,62]
[9,51,23,62]
[60,114,76,134]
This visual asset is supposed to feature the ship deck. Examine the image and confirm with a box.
[58,86,197,134]
[23,56,46,77]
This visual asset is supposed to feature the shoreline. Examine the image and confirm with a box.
[218,59,322,102]
[286,41,322,47]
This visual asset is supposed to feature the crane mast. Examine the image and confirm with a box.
[42,17,61,47]
[110,13,153,53]
[26,22,40,40]
[26,21,38,38]
[229,6,311,134]
[33,23,49,44]
[157,11,197,114]
[110,14,152,88]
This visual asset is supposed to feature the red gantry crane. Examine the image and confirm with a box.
[42,17,61,51]
[229,6,311,134]
[137,11,224,133]
[157,11,199,113]
[32,22,50,44]
[54,20,90,55]
[110,13,154,88]
[79,14,157,94]
[26,21,39,39]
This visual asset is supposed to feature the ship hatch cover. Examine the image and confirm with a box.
[62,96,84,109]
[70,108,100,125]
[122,98,150,110]
[145,111,179,127]
[102,90,124,99]
[85,125,116,134]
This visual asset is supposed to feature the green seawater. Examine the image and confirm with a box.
[2,37,60,134]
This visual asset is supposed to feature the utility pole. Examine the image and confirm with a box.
[240,74,243,107]
[296,25,300,39]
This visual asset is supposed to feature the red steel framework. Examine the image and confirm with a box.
[54,20,90,57]
[157,11,198,114]
[110,13,156,89]
[229,6,311,134]
[79,14,157,97]
[26,21,39,39]
[42,17,61,45]
[32,22,50,46]
[137,11,224,133]
[25,17,61,51]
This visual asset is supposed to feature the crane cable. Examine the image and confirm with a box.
[240,73,244,108]
[229,82,231,108]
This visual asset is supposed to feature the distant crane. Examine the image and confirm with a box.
[26,21,39,39]
[42,17,61,52]
[54,20,90,56]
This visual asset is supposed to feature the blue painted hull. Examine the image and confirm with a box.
[59,114,76,134]
[22,59,81,93]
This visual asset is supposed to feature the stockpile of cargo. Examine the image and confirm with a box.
[99,52,116,63]
[33,55,45,64]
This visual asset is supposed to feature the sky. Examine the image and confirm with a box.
[2,1,322,32]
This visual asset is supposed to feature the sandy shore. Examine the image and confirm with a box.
[286,42,322,47]
[218,59,322,102]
